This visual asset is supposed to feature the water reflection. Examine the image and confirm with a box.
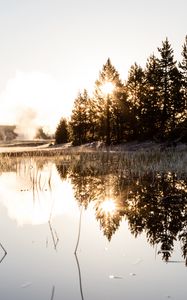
[125,173,187,265]
[56,160,187,266]
[0,155,187,300]
[0,157,187,267]
[0,160,78,226]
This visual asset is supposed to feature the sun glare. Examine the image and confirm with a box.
[100,199,116,215]
[101,82,114,95]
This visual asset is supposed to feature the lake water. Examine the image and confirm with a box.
[0,156,186,300]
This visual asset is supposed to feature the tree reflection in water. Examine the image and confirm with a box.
[56,161,187,266]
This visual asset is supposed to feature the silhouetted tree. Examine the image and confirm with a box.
[169,67,184,131]
[179,35,187,114]
[54,36,187,145]
[69,89,91,145]
[178,35,187,142]
[126,62,145,139]
[157,38,183,139]
[142,54,162,139]
[55,117,69,144]
[94,58,127,144]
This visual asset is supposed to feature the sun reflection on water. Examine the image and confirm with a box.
[99,199,116,215]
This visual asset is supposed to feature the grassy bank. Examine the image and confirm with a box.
[0,141,186,176]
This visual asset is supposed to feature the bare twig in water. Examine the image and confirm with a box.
[48,168,52,191]
[46,237,48,248]
[48,197,55,223]
[50,285,55,300]
[74,206,83,254]
[0,242,7,263]
[48,221,59,250]
[75,253,85,300]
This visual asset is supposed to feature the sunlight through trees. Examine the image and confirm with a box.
[55,37,187,146]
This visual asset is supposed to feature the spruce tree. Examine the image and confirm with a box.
[179,35,187,118]
[55,118,69,144]
[126,62,145,140]
[69,89,90,145]
[94,58,127,144]
[169,67,184,131]
[157,38,183,139]
[143,54,162,139]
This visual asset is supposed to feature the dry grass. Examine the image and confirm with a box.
[69,148,187,177]
[0,142,186,177]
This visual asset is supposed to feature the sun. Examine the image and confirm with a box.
[101,82,114,95]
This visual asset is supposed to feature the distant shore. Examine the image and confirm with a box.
[0,140,186,157]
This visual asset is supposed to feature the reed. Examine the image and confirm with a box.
[0,145,186,177]
[67,148,187,177]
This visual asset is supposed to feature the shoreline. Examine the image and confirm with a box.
[0,140,186,157]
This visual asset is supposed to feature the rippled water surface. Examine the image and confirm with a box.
[0,155,186,300]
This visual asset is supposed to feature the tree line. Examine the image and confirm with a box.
[55,36,187,145]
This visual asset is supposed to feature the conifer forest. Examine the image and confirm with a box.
[55,37,187,146]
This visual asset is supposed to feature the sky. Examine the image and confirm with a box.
[0,0,187,136]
